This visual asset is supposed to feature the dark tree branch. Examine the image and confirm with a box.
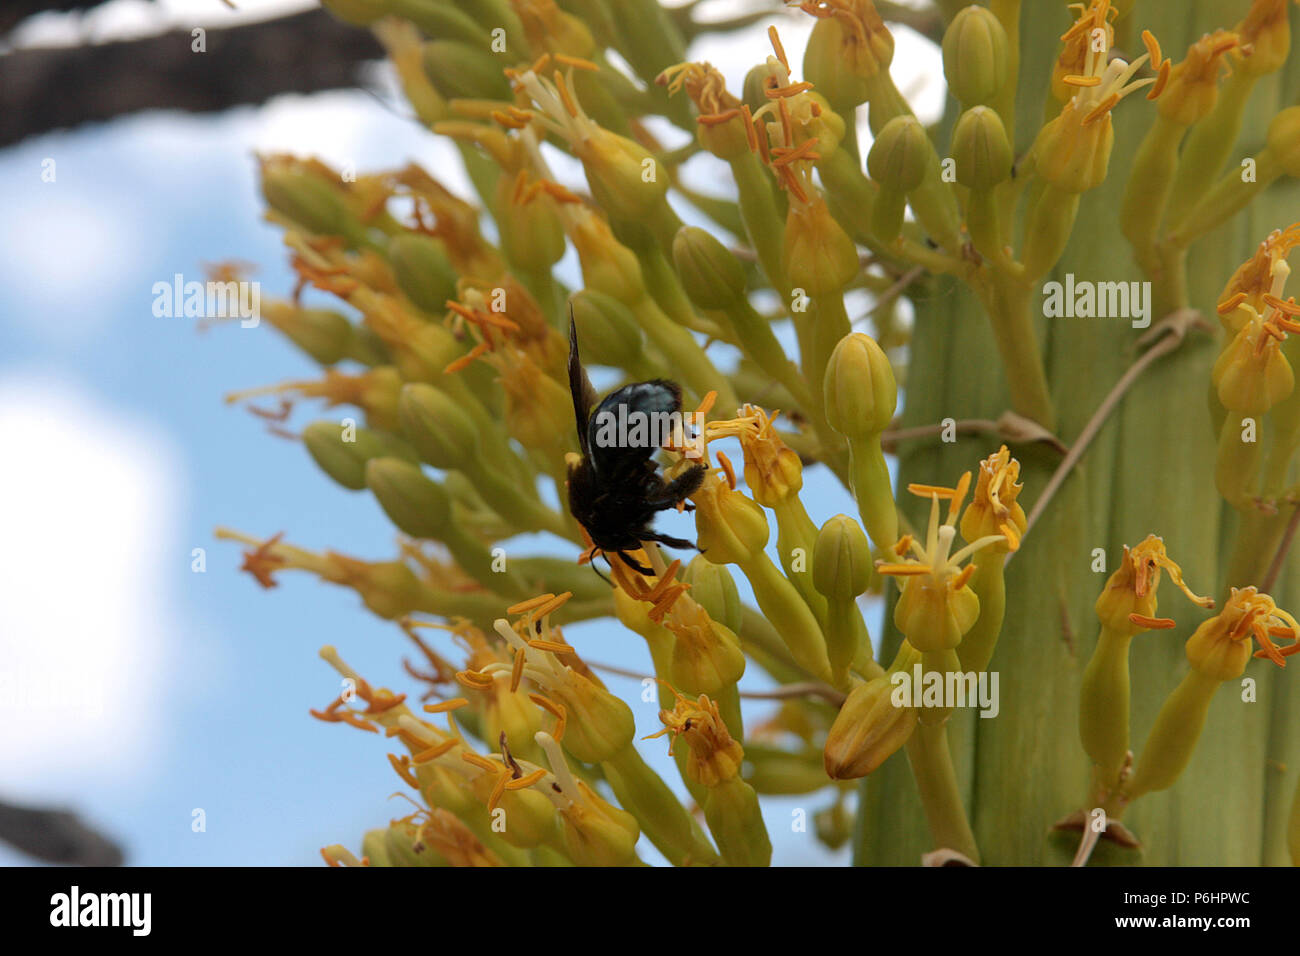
[0,798,124,865]
[0,8,385,147]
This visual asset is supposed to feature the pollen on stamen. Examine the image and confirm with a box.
[717,450,737,489]
[1129,613,1177,629]
[530,694,567,740]
[507,593,557,614]
[555,54,600,72]
[876,562,934,576]
[1082,92,1121,125]
[1147,60,1172,99]
[1218,291,1249,314]
[423,697,469,713]
[768,25,789,70]
[1141,29,1163,69]
[413,739,458,764]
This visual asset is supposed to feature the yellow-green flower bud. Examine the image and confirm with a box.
[681,555,743,633]
[380,821,446,866]
[894,576,980,652]
[824,332,898,439]
[559,780,640,866]
[547,678,636,766]
[813,514,872,602]
[814,514,872,688]
[942,6,1008,108]
[1266,106,1300,177]
[580,129,669,223]
[262,302,355,366]
[1157,30,1245,128]
[303,421,418,491]
[359,829,391,867]
[866,116,931,241]
[803,17,872,107]
[704,777,771,866]
[567,289,647,370]
[570,211,647,302]
[694,474,771,566]
[1238,0,1292,77]
[398,383,479,469]
[328,555,427,620]
[497,182,567,274]
[951,106,1013,189]
[670,611,746,699]
[421,41,513,102]
[261,158,365,245]
[1212,312,1295,414]
[824,669,919,779]
[782,198,860,297]
[672,226,747,309]
[498,359,573,460]
[1184,611,1255,682]
[1032,102,1114,194]
[387,234,458,316]
[364,457,450,538]
[493,786,559,850]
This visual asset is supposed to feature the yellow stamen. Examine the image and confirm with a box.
[1129,613,1177,629]
[717,450,737,489]
[423,697,469,713]
[388,753,421,789]
[876,562,934,576]
[768,25,789,70]
[413,739,458,763]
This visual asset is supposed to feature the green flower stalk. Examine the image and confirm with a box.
[950,106,1016,272]
[1121,30,1245,280]
[1024,37,1159,281]
[824,332,899,554]
[1167,1,1294,230]
[866,116,932,244]
[692,466,833,682]
[1079,537,1215,798]
[954,446,1026,674]
[813,514,873,689]
[1123,587,1299,805]
[648,689,772,866]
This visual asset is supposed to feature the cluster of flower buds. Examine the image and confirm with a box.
[215,0,1300,866]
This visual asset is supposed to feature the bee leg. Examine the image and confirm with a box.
[640,531,701,552]
[615,550,655,575]
[589,559,613,586]
[648,464,707,510]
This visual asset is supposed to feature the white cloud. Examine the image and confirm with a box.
[0,191,143,344]
[0,375,180,798]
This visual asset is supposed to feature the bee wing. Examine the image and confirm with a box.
[568,307,599,459]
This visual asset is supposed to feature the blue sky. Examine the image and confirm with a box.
[0,0,940,866]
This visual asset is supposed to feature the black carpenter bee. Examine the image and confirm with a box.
[566,312,707,575]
